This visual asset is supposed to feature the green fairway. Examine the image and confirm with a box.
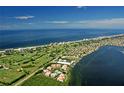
[22,74,68,86]
[0,69,25,85]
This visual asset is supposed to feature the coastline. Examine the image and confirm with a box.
[0,34,124,52]
[0,33,124,86]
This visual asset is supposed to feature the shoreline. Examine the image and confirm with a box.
[0,34,124,52]
[0,33,124,86]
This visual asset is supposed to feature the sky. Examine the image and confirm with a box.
[1,6,124,30]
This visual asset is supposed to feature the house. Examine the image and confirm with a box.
[50,73,58,78]
[50,70,62,78]
[47,66,52,71]
[17,48,24,53]
[51,64,61,69]
[5,49,14,55]
[57,73,65,82]
[56,64,61,68]
[44,70,52,77]
[43,69,49,73]
[61,65,68,71]
[51,64,56,69]
[54,70,62,74]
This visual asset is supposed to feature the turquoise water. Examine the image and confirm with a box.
[70,46,124,86]
[0,29,124,49]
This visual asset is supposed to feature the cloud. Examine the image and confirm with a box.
[14,16,34,20]
[44,21,69,24]
[2,18,124,30]
[43,18,124,29]
[75,18,124,28]
[48,18,124,29]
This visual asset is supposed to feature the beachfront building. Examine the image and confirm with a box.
[16,48,25,53]
[4,49,14,55]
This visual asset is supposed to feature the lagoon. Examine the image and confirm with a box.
[71,46,124,86]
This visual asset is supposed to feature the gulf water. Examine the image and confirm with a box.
[0,29,124,49]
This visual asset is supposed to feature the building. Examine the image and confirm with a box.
[56,59,71,65]
[43,69,49,73]
[54,70,62,75]
[5,49,14,55]
[51,64,61,69]
[47,66,52,71]
[50,73,58,78]
[17,48,25,52]
[57,73,65,82]
[44,70,52,77]
[61,65,68,71]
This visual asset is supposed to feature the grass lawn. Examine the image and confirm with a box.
[22,74,68,86]
[0,69,26,85]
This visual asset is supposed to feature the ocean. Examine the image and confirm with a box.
[0,29,124,49]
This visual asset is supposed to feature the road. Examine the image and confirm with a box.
[13,67,43,86]
[13,54,62,86]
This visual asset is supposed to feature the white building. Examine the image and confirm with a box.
[56,59,71,65]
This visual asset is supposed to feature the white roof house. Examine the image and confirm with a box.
[56,59,71,65]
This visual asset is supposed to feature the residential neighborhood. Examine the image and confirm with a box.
[42,59,71,82]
